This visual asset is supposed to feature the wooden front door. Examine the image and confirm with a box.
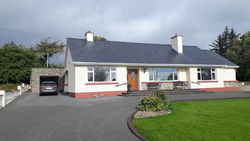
[127,69,138,90]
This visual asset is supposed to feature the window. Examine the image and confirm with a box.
[149,68,178,81]
[131,72,135,80]
[197,68,216,80]
[87,67,116,82]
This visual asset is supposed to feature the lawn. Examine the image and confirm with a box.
[134,99,250,141]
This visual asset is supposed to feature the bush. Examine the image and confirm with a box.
[152,91,168,106]
[137,91,169,111]
[0,83,20,92]
[0,42,41,84]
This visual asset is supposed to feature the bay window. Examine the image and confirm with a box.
[149,68,178,81]
[87,67,116,82]
[197,68,216,80]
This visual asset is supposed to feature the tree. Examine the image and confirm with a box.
[0,42,41,84]
[33,37,65,67]
[94,36,107,41]
[210,26,240,57]
[226,31,250,81]
[48,64,64,68]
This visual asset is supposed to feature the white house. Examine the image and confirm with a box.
[64,31,238,98]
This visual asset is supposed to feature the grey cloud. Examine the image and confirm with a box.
[0,0,250,64]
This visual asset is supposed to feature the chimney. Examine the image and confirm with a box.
[84,30,94,42]
[171,34,183,53]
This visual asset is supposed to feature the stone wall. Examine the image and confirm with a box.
[141,83,148,90]
[224,81,238,87]
[141,82,189,90]
[30,68,64,93]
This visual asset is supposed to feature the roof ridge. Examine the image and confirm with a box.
[67,37,84,40]
[98,40,171,46]
[67,37,197,47]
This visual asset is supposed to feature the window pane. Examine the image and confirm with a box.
[149,68,153,80]
[94,67,110,82]
[212,68,215,72]
[174,72,178,80]
[88,67,93,71]
[149,68,178,81]
[197,68,201,71]
[111,72,116,81]
[198,73,201,80]
[154,68,173,81]
[173,68,178,80]
[88,72,93,81]
[212,73,216,80]
[201,68,211,80]
[131,72,135,80]
[111,67,116,71]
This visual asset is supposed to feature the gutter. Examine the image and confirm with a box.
[72,61,239,68]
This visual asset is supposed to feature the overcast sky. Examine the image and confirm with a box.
[0,0,250,64]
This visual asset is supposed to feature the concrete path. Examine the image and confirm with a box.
[5,91,20,104]
[239,83,250,91]
[0,93,141,141]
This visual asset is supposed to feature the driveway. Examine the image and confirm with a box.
[0,93,142,141]
[0,91,250,141]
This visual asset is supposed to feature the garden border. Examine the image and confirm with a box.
[127,110,149,141]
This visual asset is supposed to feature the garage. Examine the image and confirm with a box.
[30,68,64,93]
[40,76,59,86]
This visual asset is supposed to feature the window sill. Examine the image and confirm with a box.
[85,82,119,85]
[197,80,218,83]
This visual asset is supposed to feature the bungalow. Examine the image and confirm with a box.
[64,31,238,98]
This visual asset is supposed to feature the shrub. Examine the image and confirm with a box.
[0,83,20,92]
[137,91,169,111]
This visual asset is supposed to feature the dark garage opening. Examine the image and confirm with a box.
[40,76,59,88]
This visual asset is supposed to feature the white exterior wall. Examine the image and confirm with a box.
[74,66,127,93]
[188,67,235,89]
[222,69,236,81]
[178,68,187,81]
[67,64,237,92]
[138,67,149,90]
[65,48,75,92]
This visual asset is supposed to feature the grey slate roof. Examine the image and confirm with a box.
[67,38,237,67]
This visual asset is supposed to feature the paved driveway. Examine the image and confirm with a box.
[0,93,142,141]
[0,91,250,141]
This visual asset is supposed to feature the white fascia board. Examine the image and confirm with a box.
[72,61,239,68]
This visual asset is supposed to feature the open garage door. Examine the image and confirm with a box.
[40,76,59,88]
[39,75,64,93]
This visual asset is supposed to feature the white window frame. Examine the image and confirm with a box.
[197,68,216,80]
[87,67,94,82]
[87,67,117,82]
[110,67,116,82]
[149,68,178,81]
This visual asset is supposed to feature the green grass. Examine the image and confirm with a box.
[134,99,250,141]
[0,83,20,92]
